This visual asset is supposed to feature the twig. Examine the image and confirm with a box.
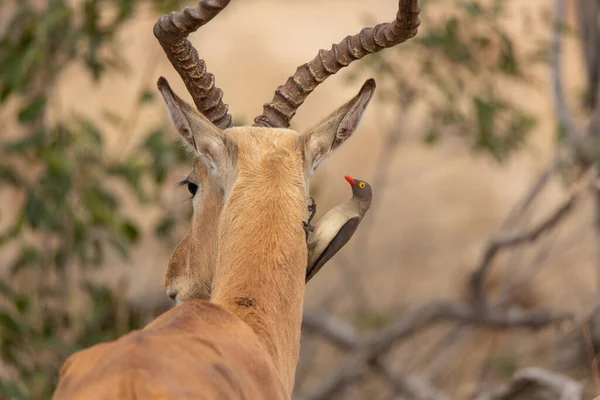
[469,168,596,312]
[552,0,585,150]
[302,310,448,400]
[117,50,161,161]
[300,302,571,400]
[475,367,583,400]
[294,331,319,390]
[470,333,499,399]
[582,321,600,395]
[413,160,560,387]
[425,327,474,382]
[500,159,559,231]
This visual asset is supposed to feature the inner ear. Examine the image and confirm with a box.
[157,76,237,181]
[157,76,225,153]
[303,79,376,171]
[335,79,376,149]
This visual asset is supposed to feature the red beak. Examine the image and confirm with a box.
[344,175,357,186]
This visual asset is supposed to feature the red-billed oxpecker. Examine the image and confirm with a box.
[306,176,372,282]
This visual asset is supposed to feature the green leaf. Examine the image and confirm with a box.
[119,220,139,244]
[54,247,68,270]
[101,109,124,128]
[498,34,520,76]
[14,295,30,314]
[0,281,15,298]
[423,129,440,145]
[556,122,568,145]
[24,191,43,228]
[18,96,47,123]
[11,245,41,275]
[83,186,118,225]
[42,148,72,177]
[107,236,129,259]
[90,238,104,266]
[461,1,483,16]
[139,89,154,104]
[0,379,27,400]
[154,215,175,238]
[3,129,45,154]
[0,311,21,334]
[0,164,22,187]
[108,158,147,202]
[78,118,103,148]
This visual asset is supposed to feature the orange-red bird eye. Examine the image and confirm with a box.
[359,182,365,188]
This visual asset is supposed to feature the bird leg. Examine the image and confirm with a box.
[307,197,317,225]
[303,197,317,240]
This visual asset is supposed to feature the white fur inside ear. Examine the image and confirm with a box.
[169,111,193,143]
[335,88,373,147]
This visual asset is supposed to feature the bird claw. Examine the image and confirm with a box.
[303,197,317,241]
[307,197,317,225]
[303,221,311,240]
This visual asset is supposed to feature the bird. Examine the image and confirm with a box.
[306,175,372,282]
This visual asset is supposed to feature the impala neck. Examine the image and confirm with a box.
[211,164,307,393]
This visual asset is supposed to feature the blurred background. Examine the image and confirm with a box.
[1,0,600,398]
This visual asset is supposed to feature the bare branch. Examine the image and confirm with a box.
[302,310,448,400]
[552,0,584,143]
[576,0,600,113]
[500,158,558,231]
[475,367,583,400]
[302,310,359,349]
[551,0,598,165]
[469,168,596,311]
[300,302,571,400]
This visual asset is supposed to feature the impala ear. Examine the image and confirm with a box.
[303,79,375,173]
[157,77,237,179]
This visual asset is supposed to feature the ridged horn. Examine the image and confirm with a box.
[154,0,233,129]
[253,0,421,128]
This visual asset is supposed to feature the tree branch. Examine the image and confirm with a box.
[300,303,571,400]
[469,168,596,312]
[552,0,586,154]
[302,310,448,400]
[475,367,583,400]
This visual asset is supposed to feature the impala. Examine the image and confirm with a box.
[52,1,420,398]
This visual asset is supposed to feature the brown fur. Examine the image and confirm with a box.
[53,78,375,399]
[165,159,223,301]
[54,300,287,399]
[211,128,307,391]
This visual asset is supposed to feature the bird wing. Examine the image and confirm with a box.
[305,216,360,283]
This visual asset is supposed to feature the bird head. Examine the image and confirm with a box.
[344,175,372,201]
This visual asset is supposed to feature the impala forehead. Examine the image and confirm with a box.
[224,126,303,150]
[224,126,299,136]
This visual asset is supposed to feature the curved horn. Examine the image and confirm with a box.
[253,0,421,128]
[154,0,233,129]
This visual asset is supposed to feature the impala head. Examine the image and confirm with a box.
[158,0,421,306]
